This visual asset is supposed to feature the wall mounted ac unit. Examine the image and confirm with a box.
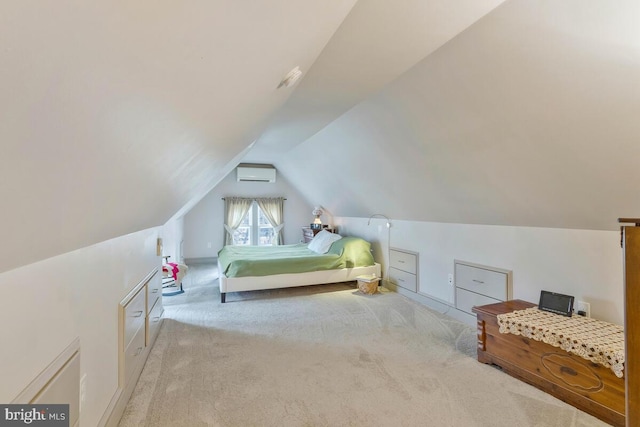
[236,165,276,183]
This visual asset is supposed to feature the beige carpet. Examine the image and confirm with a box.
[119,264,609,427]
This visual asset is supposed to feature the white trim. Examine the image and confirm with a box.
[184,257,217,265]
[98,384,123,427]
[12,337,80,404]
[385,281,477,326]
[120,268,158,306]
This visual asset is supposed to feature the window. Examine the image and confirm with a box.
[232,201,275,246]
[224,196,284,246]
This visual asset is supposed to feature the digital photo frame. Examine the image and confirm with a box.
[538,290,574,317]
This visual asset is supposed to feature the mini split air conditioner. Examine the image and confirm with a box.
[236,165,276,183]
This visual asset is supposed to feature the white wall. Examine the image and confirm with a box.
[0,228,161,427]
[162,216,185,263]
[0,0,359,274]
[183,169,315,259]
[337,217,623,325]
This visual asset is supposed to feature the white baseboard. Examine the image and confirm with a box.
[99,349,147,427]
[382,282,476,327]
[98,387,123,427]
[183,257,217,265]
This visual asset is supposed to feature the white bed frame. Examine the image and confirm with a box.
[218,262,381,303]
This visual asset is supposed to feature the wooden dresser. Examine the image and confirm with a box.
[472,300,624,427]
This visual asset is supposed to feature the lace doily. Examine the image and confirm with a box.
[497,307,624,378]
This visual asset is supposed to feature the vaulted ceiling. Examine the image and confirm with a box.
[272,0,640,231]
[2,0,638,273]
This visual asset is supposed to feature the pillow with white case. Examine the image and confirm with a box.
[308,230,342,254]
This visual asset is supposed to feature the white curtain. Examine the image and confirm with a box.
[256,197,285,245]
[223,197,253,246]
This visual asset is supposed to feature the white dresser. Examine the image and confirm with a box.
[146,271,163,346]
[454,260,512,315]
[118,269,164,389]
[388,248,418,292]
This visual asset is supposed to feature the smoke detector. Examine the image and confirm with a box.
[277,66,302,89]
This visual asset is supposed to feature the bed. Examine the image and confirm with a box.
[217,233,381,303]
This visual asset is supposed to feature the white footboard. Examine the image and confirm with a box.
[218,262,381,303]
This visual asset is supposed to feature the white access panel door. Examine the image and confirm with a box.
[454,260,512,314]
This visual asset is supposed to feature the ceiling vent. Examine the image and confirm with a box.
[236,165,276,183]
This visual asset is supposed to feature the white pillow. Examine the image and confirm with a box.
[308,230,342,254]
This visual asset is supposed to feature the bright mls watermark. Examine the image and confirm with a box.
[0,405,69,426]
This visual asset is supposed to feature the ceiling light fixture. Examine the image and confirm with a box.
[277,66,302,89]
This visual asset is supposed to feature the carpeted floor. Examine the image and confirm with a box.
[118,264,609,427]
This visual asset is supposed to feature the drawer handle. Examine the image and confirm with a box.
[151,288,159,293]
[132,310,144,318]
[152,316,161,322]
[134,346,143,356]
[472,279,485,284]
[397,260,405,263]
[398,278,405,282]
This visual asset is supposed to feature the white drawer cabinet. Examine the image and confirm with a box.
[390,249,417,274]
[147,273,162,312]
[388,248,418,292]
[388,267,417,292]
[147,296,164,346]
[454,260,512,314]
[455,263,508,301]
[123,287,146,350]
[119,268,163,388]
[455,288,501,314]
[123,325,146,385]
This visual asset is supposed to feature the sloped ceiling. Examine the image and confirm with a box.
[0,0,358,273]
[245,0,507,163]
[269,0,640,231]
[4,0,637,273]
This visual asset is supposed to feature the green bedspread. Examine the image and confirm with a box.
[218,236,375,278]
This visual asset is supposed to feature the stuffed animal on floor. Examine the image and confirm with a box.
[162,261,188,296]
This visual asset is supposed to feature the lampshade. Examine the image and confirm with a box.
[312,206,323,224]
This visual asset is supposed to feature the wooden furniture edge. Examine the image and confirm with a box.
[472,300,625,427]
[621,224,640,426]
